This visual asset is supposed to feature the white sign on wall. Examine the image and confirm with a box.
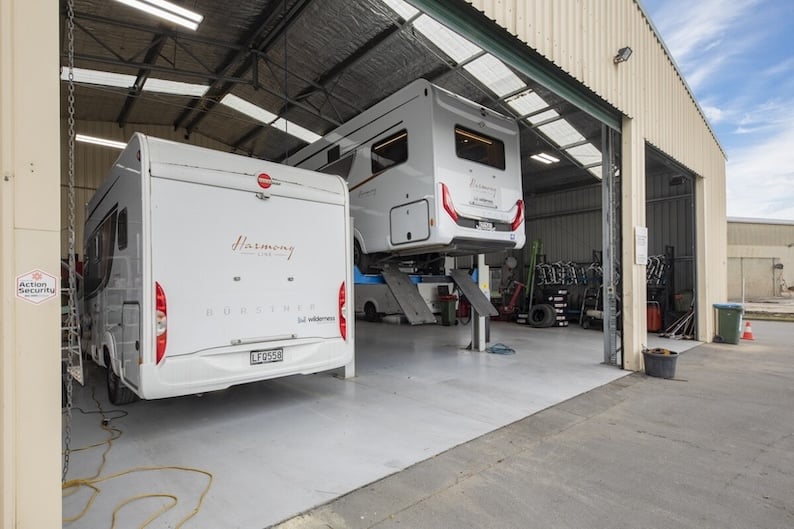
[635,226,648,266]
[16,269,58,304]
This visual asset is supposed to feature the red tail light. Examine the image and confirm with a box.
[338,282,347,341]
[441,183,459,223]
[155,282,167,364]
[511,199,525,231]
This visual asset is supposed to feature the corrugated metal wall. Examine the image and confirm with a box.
[466,0,727,341]
[727,221,794,299]
[60,120,229,258]
[728,221,794,247]
[466,0,724,169]
[525,185,602,264]
[646,172,695,293]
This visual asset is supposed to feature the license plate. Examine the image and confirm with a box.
[476,221,495,231]
[250,348,284,365]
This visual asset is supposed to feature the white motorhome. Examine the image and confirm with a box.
[287,78,526,272]
[82,133,354,404]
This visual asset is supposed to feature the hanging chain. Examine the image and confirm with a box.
[63,0,77,483]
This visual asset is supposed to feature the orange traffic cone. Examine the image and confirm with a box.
[741,320,755,340]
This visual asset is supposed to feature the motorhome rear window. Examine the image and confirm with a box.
[455,126,505,170]
[371,130,408,174]
[117,208,128,250]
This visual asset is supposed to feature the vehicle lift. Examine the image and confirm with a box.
[354,261,498,350]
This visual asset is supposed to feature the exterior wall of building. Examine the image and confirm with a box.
[1,0,62,527]
[466,0,727,360]
[727,220,794,300]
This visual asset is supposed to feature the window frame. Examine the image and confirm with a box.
[371,129,408,175]
[454,125,506,170]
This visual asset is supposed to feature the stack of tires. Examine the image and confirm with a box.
[528,288,570,328]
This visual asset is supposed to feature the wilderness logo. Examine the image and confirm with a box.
[469,178,497,207]
[231,235,295,260]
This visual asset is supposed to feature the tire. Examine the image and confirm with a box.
[354,240,371,274]
[105,351,137,405]
[529,304,555,328]
[363,301,381,322]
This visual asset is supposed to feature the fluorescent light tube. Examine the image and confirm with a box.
[271,118,321,144]
[76,134,127,150]
[143,78,208,97]
[62,67,135,88]
[220,94,278,124]
[114,0,203,31]
[531,153,560,164]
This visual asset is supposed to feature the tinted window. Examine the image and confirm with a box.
[371,130,408,174]
[117,208,128,250]
[455,126,505,170]
[84,209,117,298]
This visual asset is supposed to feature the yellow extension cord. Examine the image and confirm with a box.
[63,410,214,529]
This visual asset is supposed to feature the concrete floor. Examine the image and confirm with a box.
[274,320,794,529]
[61,320,679,529]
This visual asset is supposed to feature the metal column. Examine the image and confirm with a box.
[602,125,621,366]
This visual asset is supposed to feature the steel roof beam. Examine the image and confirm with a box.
[179,0,315,135]
[116,34,168,127]
[233,21,407,151]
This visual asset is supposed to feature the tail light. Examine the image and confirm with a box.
[511,199,525,231]
[155,282,167,364]
[441,183,459,223]
[338,281,347,341]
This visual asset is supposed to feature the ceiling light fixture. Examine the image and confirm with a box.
[62,67,135,88]
[221,94,278,124]
[76,134,127,150]
[531,153,560,164]
[613,46,633,64]
[114,0,204,31]
[271,118,321,144]
[221,94,321,144]
[143,78,209,97]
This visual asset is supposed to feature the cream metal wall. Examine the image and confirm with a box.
[466,0,728,367]
[1,0,62,527]
[727,219,794,300]
[60,120,229,259]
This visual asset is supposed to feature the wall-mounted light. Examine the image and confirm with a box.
[614,46,633,64]
[114,0,204,31]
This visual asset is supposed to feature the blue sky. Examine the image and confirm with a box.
[642,0,794,221]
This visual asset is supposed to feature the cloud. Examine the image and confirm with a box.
[763,57,794,77]
[726,117,794,220]
[644,0,794,220]
[650,0,760,58]
[702,105,726,124]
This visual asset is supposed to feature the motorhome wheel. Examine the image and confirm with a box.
[105,351,137,405]
[363,301,381,322]
[354,240,371,273]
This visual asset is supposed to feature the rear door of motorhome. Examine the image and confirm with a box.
[431,86,525,250]
[142,146,351,398]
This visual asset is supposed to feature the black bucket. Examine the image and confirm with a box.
[643,348,678,379]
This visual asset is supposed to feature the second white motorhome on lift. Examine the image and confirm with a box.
[82,133,354,404]
[287,79,526,272]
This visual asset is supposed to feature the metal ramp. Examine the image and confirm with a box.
[450,269,498,317]
[380,269,438,325]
